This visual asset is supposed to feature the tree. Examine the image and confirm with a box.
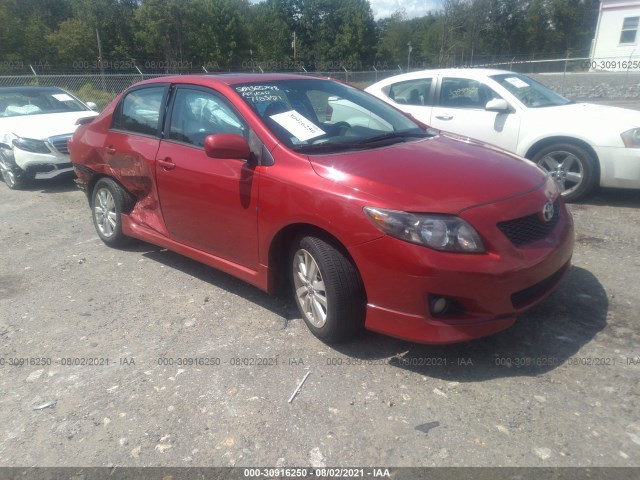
[46,18,96,64]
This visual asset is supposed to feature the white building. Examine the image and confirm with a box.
[591,0,640,70]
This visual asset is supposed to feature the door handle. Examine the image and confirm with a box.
[435,114,453,121]
[105,146,116,155]
[157,157,176,170]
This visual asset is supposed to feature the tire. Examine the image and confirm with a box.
[532,143,598,202]
[91,178,134,247]
[290,235,366,343]
[0,150,28,190]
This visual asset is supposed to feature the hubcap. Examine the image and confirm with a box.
[94,188,117,237]
[537,151,583,195]
[293,249,328,328]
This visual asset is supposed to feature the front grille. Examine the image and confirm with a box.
[48,135,72,155]
[497,200,560,247]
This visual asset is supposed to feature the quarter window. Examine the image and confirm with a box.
[168,88,245,147]
[112,87,165,136]
[620,17,639,44]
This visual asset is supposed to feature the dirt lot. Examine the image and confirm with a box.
[0,123,639,474]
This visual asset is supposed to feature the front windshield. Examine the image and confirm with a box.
[490,73,571,108]
[0,89,89,117]
[234,78,430,153]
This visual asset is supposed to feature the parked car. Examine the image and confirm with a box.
[0,86,98,189]
[69,74,574,344]
[365,68,640,201]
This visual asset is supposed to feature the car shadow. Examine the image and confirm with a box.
[573,187,640,208]
[331,266,608,381]
[124,240,606,381]
[21,175,78,193]
[135,242,299,321]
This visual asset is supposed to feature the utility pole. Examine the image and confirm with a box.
[407,41,412,71]
[292,32,297,61]
[96,28,106,91]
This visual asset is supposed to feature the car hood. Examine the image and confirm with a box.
[308,133,548,213]
[0,111,98,141]
[533,102,640,129]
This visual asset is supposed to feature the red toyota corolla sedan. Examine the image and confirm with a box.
[69,74,574,344]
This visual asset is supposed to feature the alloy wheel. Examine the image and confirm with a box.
[292,248,328,328]
[94,187,117,238]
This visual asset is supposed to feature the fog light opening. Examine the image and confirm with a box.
[428,294,465,318]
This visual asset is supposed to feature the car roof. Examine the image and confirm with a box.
[133,73,327,89]
[371,68,515,85]
[0,86,67,93]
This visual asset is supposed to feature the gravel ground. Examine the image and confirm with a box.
[0,107,639,475]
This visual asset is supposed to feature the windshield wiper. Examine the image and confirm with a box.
[292,142,365,154]
[355,130,431,145]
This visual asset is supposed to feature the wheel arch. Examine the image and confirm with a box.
[524,136,601,182]
[266,223,364,298]
[87,174,136,213]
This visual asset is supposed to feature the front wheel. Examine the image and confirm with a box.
[532,143,598,202]
[0,150,28,190]
[91,178,134,247]
[290,235,366,343]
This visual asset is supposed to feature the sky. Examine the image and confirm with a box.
[368,0,443,19]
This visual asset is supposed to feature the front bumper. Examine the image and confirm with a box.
[595,145,640,189]
[349,187,575,344]
[13,135,74,179]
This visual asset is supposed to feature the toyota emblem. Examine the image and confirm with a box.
[541,201,554,223]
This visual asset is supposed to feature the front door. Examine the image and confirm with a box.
[429,76,521,152]
[155,86,260,269]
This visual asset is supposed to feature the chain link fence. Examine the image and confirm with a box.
[2,55,640,110]
[0,70,406,110]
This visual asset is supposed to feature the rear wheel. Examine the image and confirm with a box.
[91,178,134,247]
[290,235,365,343]
[532,143,598,202]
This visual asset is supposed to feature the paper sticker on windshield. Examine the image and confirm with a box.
[270,110,325,141]
[505,77,529,89]
[52,93,74,102]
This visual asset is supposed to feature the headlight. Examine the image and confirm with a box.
[364,207,485,253]
[12,137,50,154]
[621,128,640,148]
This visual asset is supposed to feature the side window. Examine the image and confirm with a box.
[388,78,433,106]
[112,87,165,136]
[439,78,501,109]
[168,88,246,147]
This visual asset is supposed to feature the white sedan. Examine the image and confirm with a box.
[0,86,98,189]
[365,68,640,201]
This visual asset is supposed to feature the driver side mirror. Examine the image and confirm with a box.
[485,99,511,112]
[204,134,251,160]
[86,101,98,111]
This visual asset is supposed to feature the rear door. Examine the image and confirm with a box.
[380,76,435,125]
[155,85,260,269]
[106,84,168,197]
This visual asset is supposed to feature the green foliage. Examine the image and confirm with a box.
[71,83,117,110]
[0,0,602,71]
[47,18,96,64]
